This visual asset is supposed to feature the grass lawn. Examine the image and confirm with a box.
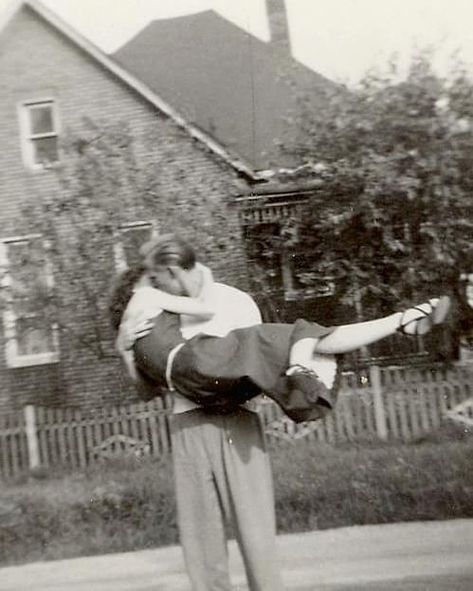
[271,427,473,532]
[0,424,472,567]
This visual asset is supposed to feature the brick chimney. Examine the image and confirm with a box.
[266,0,291,53]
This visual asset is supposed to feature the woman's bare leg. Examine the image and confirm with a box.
[289,297,448,359]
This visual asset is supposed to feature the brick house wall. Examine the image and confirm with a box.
[0,5,252,412]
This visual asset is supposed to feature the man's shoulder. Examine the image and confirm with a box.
[213,282,255,300]
[213,282,259,309]
[213,282,262,326]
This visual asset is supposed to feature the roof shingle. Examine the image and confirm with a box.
[113,10,336,170]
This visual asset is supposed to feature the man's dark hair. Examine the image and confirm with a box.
[109,235,197,331]
[141,233,196,271]
[109,264,145,332]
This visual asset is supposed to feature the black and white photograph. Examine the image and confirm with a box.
[0,1,472,589]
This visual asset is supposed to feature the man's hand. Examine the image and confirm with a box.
[116,312,155,353]
[116,312,155,382]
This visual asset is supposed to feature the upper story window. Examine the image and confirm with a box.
[113,222,156,272]
[19,100,59,170]
[0,236,58,368]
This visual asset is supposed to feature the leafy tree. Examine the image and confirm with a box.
[2,119,239,368]
[272,52,473,325]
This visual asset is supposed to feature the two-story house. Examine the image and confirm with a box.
[0,0,263,413]
[113,1,457,365]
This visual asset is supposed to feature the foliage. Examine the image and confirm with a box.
[26,120,143,359]
[273,53,473,321]
[0,455,176,566]
[2,119,237,360]
[1,431,472,566]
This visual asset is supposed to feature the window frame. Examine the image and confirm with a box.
[0,235,59,368]
[282,250,336,302]
[244,221,335,302]
[18,98,60,171]
[113,221,157,272]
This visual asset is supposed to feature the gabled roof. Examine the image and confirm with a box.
[113,10,338,171]
[0,0,261,181]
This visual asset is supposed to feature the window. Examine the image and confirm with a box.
[245,222,335,302]
[113,222,156,272]
[19,100,59,169]
[0,236,58,368]
[244,223,283,293]
[282,250,335,301]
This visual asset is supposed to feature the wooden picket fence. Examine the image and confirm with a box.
[1,363,472,480]
[262,364,473,444]
[0,398,171,480]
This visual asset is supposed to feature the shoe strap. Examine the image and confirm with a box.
[286,364,319,377]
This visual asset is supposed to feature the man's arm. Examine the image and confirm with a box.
[116,263,215,361]
[127,264,216,322]
[117,342,165,401]
[134,366,166,402]
[116,311,166,400]
[118,279,262,389]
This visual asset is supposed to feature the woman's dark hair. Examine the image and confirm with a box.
[109,264,146,332]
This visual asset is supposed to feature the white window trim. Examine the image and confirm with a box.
[18,98,60,171]
[113,221,158,272]
[0,235,59,368]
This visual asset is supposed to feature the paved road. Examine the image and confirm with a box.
[1,519,472,590]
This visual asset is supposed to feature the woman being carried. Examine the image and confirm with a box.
[111,236,451,423]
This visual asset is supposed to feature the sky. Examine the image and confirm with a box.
[1,0,473,85]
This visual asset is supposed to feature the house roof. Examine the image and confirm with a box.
[113,10,338,171]
[0,0,261,181]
